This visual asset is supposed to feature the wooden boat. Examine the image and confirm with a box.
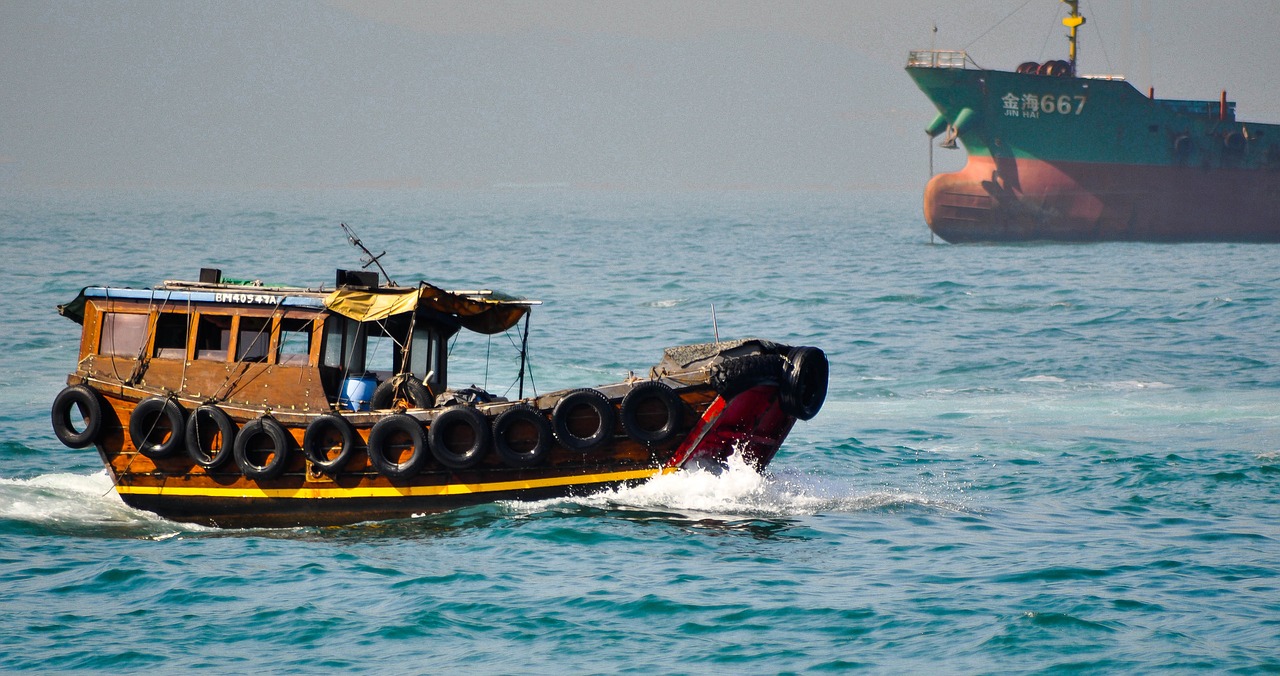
[50,266,828,528]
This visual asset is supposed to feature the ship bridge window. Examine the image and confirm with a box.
[99,312,148,358]
[236,317,271,363]
[195,315,232,361]
[277,317,312,366]
[153,312,190,360]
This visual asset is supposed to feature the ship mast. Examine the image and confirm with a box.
[1062,0,1085,76]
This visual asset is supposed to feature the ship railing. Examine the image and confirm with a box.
[907,50,970,69]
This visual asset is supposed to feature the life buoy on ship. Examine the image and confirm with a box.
[492,404,553,468]
[51,385,105,449]
[233,416,291,480]
[551,389,616,452]
[367,413,429,479]
[185,404,237,469]
[619,381,683,446]
[1174,134,1194,158]
[371,375,434,410]
[429,406,492,470]
[129,396,187,459]
[1224,131,1246,152]
[1037,60,1071,77]
[302,413,358,474]
[781,346,829,422]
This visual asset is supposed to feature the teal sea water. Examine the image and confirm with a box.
[0,190,1276,672]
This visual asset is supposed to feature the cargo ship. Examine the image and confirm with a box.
[50,260,828,528]
[906,0,1280,242]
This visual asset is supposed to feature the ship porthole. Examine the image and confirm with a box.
[367,413,429,479]
[233,416,291,480]
[429,406,492,470]
[302,414,358,474]
[51,385,105,449]
[620,381,683,446]
[551,389,616,452]
[492,405,552,468]
[129,397,187,459]
[185,405,237,470]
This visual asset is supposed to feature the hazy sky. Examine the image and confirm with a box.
[3,0,1279,190]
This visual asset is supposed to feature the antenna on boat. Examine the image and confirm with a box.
[1062,0,1084,76]
[711,303,720,346]
[340,222,396,286]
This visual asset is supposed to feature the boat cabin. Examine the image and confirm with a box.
[58,268,533,414]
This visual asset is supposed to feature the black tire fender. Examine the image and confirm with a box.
[233,416,292,480]
[781,346,829,421]
[129,396,187,459]
[371,375,434,410]
[302,414,358,474]
[492,404,553,468]
[367,413,429,479]
[551,389,616,452]
[709,354,785,399]
[185,404,237,469]
[619,381,683,446]
[429,406,492,470]
[51,385,105,449]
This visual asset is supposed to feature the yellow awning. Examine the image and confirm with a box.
[323,283,531,334]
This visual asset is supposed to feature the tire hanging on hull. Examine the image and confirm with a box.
[492,405,553,468]
[51,385,105,449]
[302,414,358,474]
[185,405,237,469]
[429,406,492,470]
[551,389,616,452]
[619,381,683,446]
[130,397,187,459]
[234,416,291,480]
[367,413,430,479]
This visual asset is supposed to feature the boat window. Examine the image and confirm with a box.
[277,317,312,366]
[195,315,232,361]
[153,312,189,360]
[322,316,345,368]
[321,315,366,374]
[364,333,396,376]
[237,317,271,363]
[409,325,435,382]
[99,312,148,358]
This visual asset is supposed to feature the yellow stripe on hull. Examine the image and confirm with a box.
[114,466,678,500]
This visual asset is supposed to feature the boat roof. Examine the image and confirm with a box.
[59,276,539,335]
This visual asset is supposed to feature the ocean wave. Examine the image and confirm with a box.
[0,471,189,538]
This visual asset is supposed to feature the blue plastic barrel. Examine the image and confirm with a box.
[339,375,379,411]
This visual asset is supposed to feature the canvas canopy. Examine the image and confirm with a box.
[324,283,531,334]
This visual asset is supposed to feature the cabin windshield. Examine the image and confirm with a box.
[320,312,450,392]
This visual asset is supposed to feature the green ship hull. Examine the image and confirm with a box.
[907,47,1280,242]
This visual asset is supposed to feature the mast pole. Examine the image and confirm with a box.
[1062,0,1085,76]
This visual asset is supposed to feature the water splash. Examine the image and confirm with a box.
[505,450,967,521]
[0,471,188,538]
